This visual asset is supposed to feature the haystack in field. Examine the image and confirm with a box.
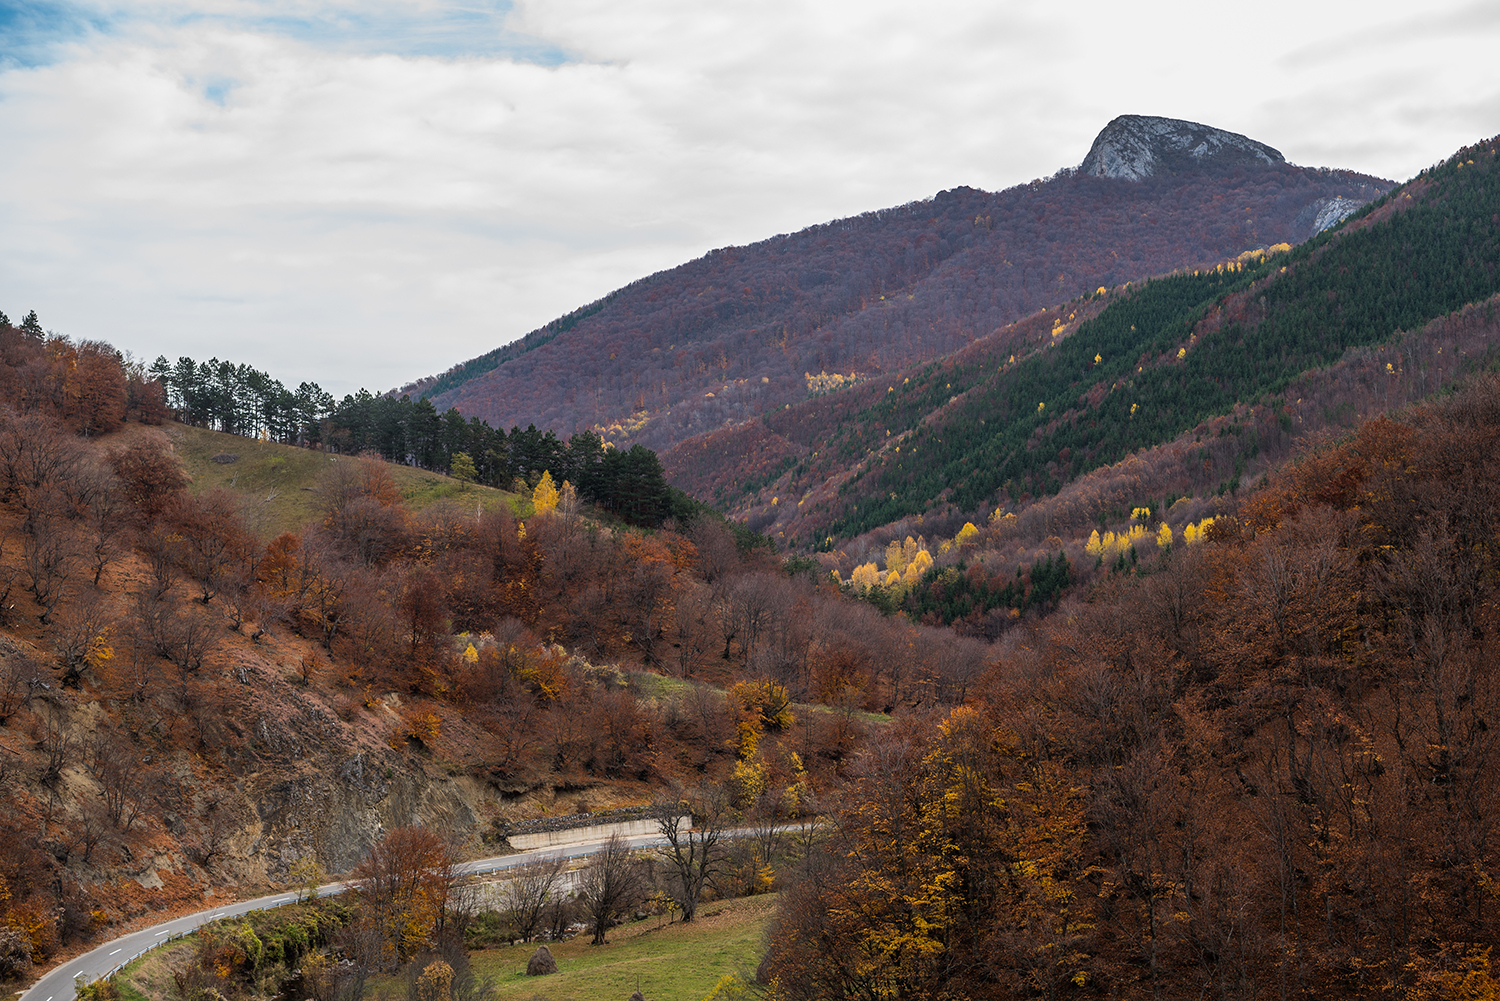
[526,945,558,976]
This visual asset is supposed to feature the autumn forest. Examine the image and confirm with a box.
[1,129,1500,1001]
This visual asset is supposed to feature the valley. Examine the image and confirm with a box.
[2,120,1499,1001]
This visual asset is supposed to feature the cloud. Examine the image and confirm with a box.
[0,0,1496,397]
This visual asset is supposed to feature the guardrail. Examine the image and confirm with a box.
[73,849,607,990]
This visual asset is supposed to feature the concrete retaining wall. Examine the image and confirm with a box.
[507,815,689,850]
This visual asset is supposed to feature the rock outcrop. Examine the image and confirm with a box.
[1080,115,1284,180]
[1311,195,1365,233]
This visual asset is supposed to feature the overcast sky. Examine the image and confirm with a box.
[2,0,1497,397]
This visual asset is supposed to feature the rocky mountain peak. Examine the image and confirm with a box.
[1080,115,1285,181]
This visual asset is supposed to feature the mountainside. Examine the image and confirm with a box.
[408,118,1389,458]
[667,134,1500,549]
[6,124,1500,1001]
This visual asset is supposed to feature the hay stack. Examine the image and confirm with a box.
[526,945,558,976]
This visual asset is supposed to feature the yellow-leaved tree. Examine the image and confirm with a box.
[1156,523,1173,549]
[850,562,881,591]
[902,548,933,586]
[532,471,559,516]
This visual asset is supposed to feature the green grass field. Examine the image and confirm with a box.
[107,893,774,1001]
[165,423,528,539]
[370,895,777,1001]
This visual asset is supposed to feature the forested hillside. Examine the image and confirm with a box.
[762,372,1500,999]
[4,125,1500,1001]
[673,135,1500,548]
[148,355,695,528]
[409,131,1387,458]
[0,313,986,985]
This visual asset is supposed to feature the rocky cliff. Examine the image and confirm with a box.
[1079,114,1284,180]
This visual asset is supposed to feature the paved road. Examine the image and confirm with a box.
[17,830,678,1001]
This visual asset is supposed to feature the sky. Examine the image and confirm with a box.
[1,1,1498,398]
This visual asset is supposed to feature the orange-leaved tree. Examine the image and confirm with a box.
[350,826,459,966]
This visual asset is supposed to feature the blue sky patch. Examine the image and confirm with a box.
[0,0,110,67]
[1,1,572,67]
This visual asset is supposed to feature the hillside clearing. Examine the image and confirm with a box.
[135,422,528,538]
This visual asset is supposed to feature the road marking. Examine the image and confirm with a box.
[109,949,121,956]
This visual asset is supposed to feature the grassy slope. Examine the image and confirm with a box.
[369,896,776,1001]
[162,423,528,539]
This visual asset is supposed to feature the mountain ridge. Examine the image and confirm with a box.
[402,117,1390,463]
[665,134,1500,550]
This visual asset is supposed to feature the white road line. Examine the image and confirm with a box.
[108,950,121,956]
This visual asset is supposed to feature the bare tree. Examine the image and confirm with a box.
[88,727,147,831]
[21,512,77,624]
[578,833,646,944]
[175,490,252,604]
[59,799,111,865]
[653,785,733,923]
[187,807,235,870]
[0,654,25,725]
[0,412,86,515]
[82,470,126,587]
[53,590,114,687]
[502,854,567,942]
[39,709,71,787]
[133,592,217,674]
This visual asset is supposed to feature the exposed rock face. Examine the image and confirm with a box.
[252,751,478,876]
[1312,195,1365,233]
[1080,115,1284,180]
[527,945,558,976]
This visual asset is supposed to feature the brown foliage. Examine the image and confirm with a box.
[352,826,460,966]
[109,439,188,522]
[764,375,1500,1001]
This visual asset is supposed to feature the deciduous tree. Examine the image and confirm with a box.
[578,833,646,945]
[352,826,460,965]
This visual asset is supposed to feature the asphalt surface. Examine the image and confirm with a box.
[17,830,678,1001]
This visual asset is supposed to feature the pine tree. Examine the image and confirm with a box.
[19,310,43,339]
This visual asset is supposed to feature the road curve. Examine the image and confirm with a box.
[18,830,677,1001]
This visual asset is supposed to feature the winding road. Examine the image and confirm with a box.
[18,830,680,1001]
